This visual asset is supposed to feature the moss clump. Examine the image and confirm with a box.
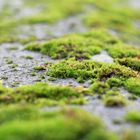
[0,106,118,140]
[103,90,126,107]
[0,82,90,106]
[124,78,140,96]
[0,83,10,95]
[116,58,140,71]
[90,81,110,94]
[33,65,46,71]
[97,64,137,79]
[106,77,123,87]
[106,44,139,58]
[89,81,127,107]
[14,83,84,99]
[26,30,118,59]
[0,83,14,104]
[47,59,137,82]
[47,59,102,81]
[125,111,140,123]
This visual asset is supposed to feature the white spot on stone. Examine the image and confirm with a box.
[91,51,113,63]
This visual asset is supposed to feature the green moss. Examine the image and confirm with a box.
[84,8,135,32]
[97,64,137,79]
[5,58,13,64]
[48,59,137,82]
[24,55,33,59]
[0,107,119,140]
[117,58,140,71]
[124,78,140,96]
[90,81,110,94]
[26,30,118,59]
[125,111,140,123]
[83,4,140,43]
[106,44,139,58]
[103,90,126,107]
[33,65,46,71]
[47,59,102,81]
[0,83,11,95]
[106,77,123,87]
[13,83,89,105]
[0,82,91,106]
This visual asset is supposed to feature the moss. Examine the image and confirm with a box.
[128,95,138,101]
[103,90,126,107]
[125,111,140,123]
[48,59,137,82]
[33,65,46,71]
[0,82,90,105]
[116,58,140,71]
[0,105,38,124]
[83,3,140,43]
[13,83,89,105]
[0,106,118,140]
[5,58,13,64]
[24,55,33,59]
[0,83,11,95]
[106,44,140,58]
[47,59,102,81]
[26,30,118,59]
[97,64,137,79]
[90,81,110,94]
[124,78,140,96]
[106,77,123,87]
[84,8,135,32]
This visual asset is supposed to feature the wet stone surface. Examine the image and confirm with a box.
[0,43,54,87]
[83,89,140,131]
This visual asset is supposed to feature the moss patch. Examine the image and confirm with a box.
[125,111,140,123]
[0,82,89,106]
[103,90,126,107]
[106,44,140,58]
[47,59,137,82]
[124,78,140,96]
[117,58,140,71]
[26,29,119,59]
[0,106,118,140]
